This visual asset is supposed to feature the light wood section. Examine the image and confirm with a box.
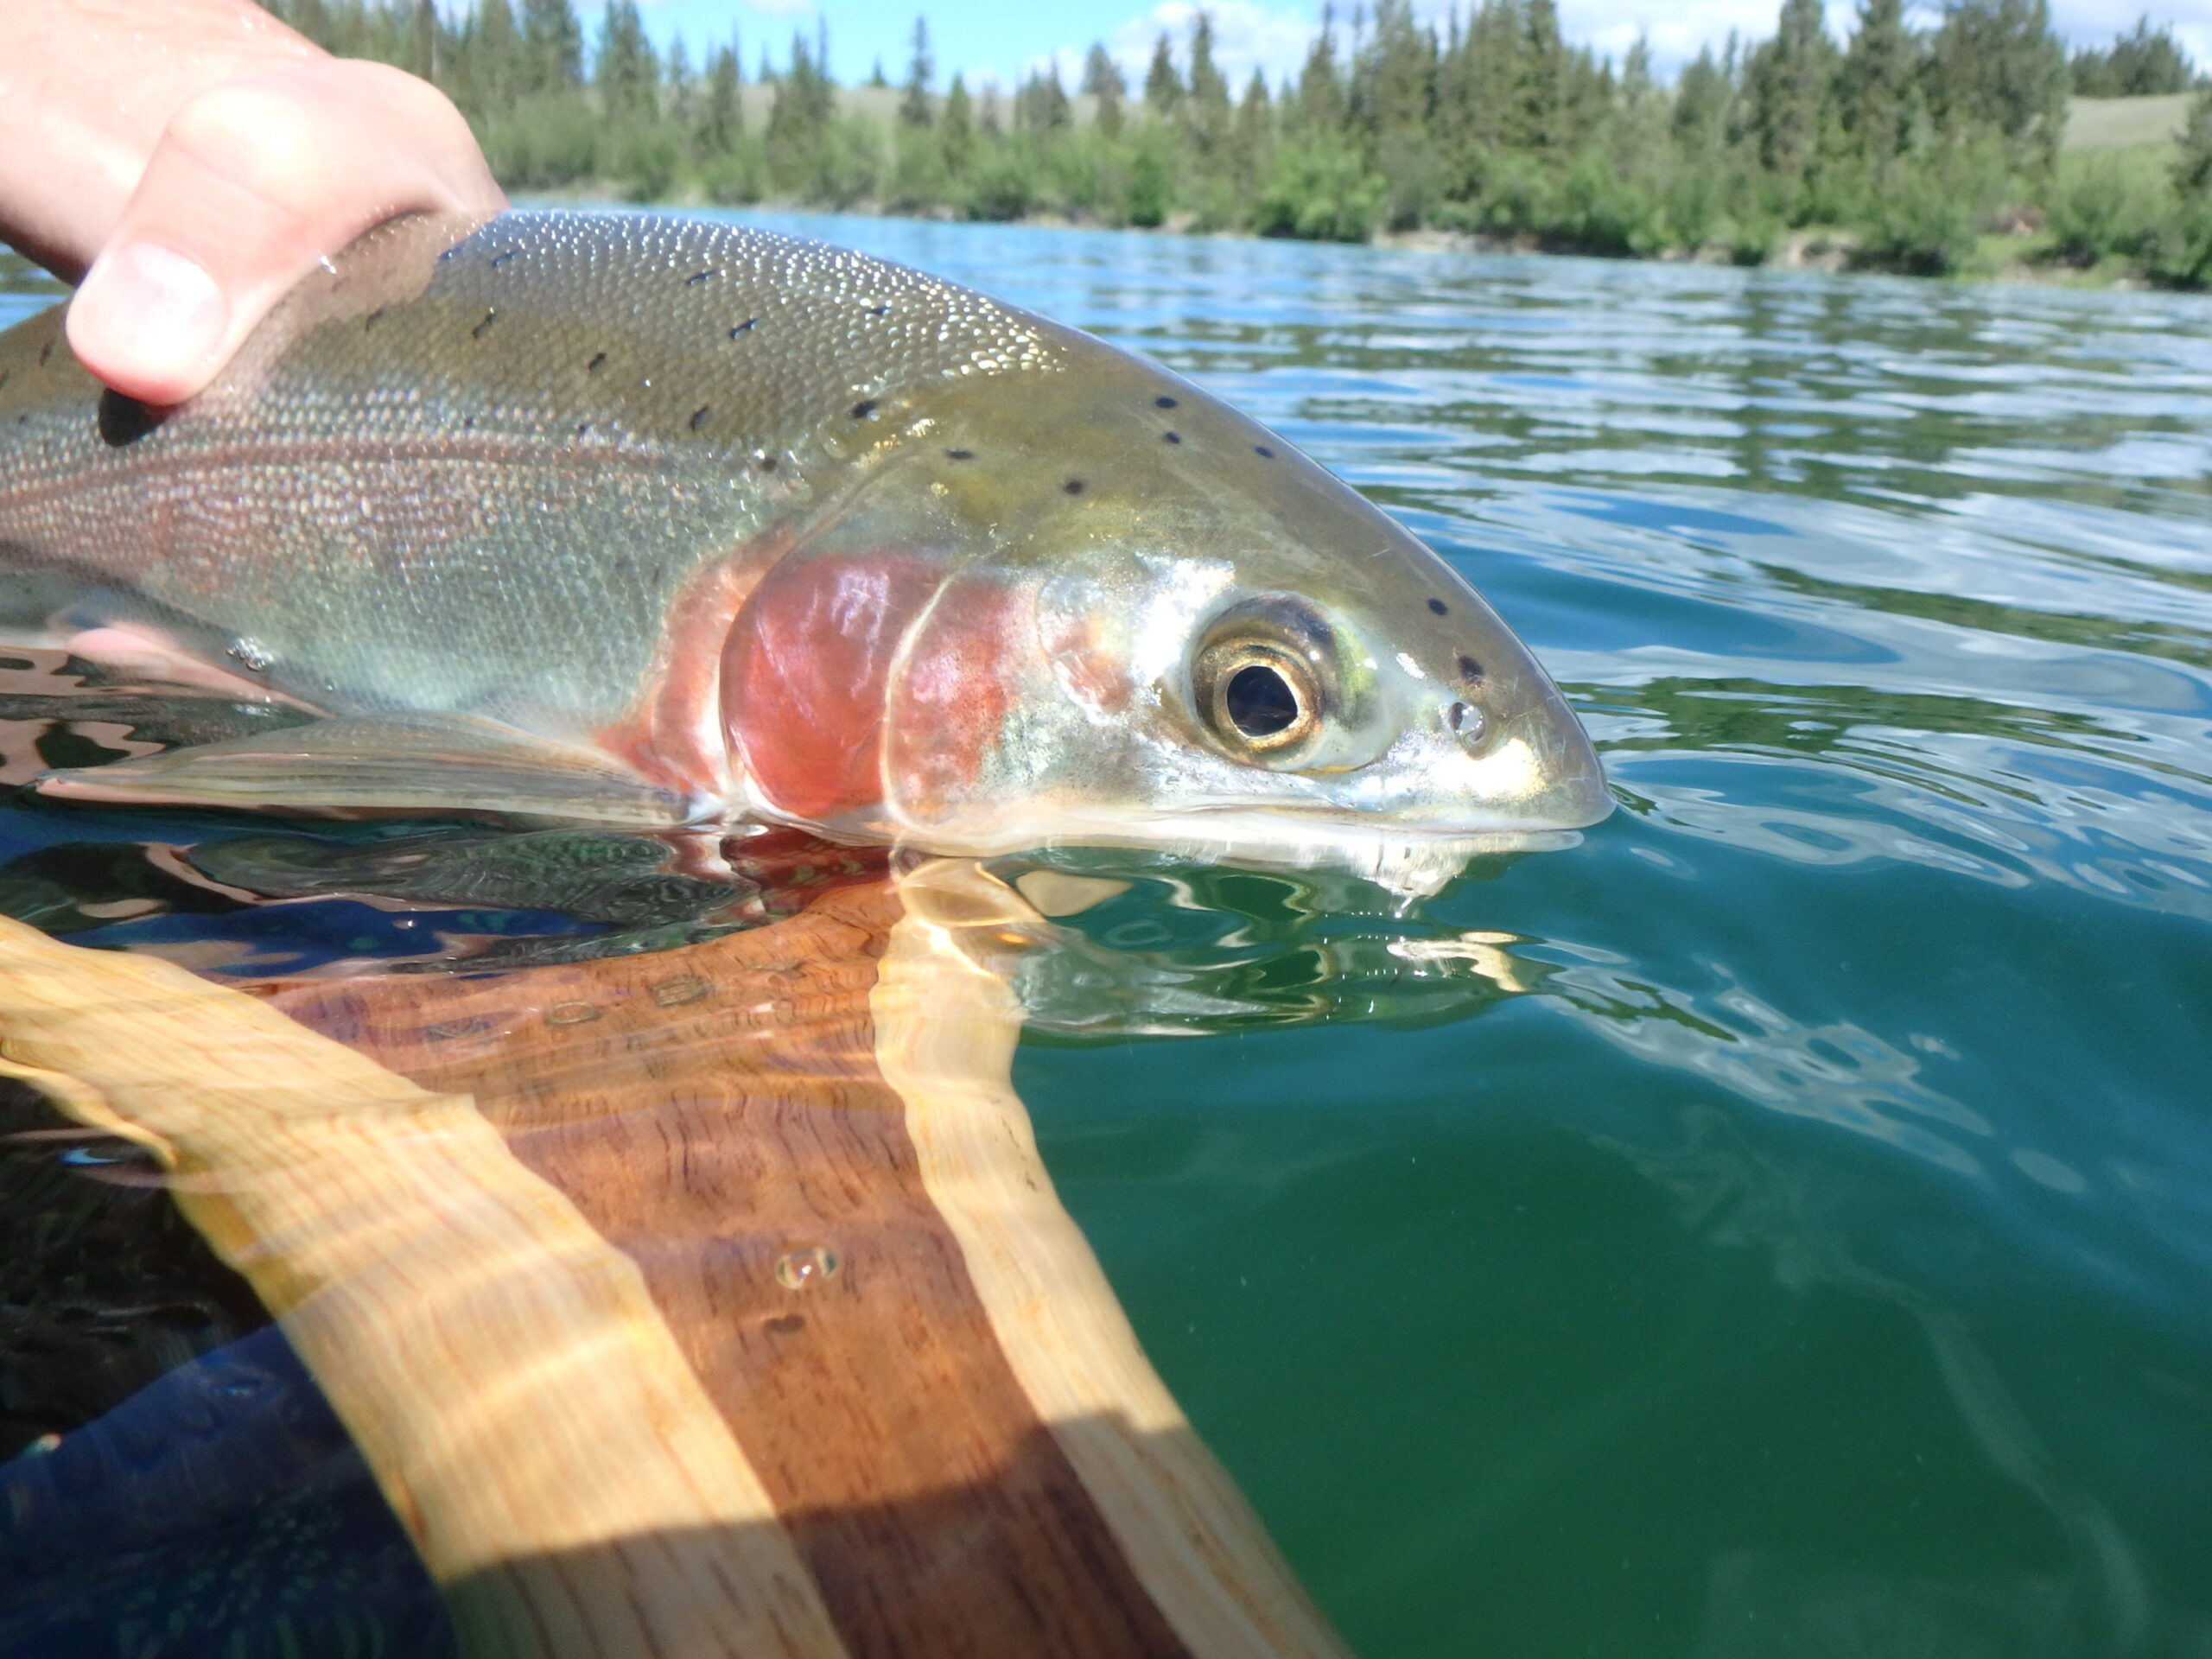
[880,860,1352,1659]
[0,912,849,1659]
[270,876,1198,1659]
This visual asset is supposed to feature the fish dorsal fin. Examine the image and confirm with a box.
[35,713,699,828]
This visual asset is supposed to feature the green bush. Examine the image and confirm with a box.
[1124,129,1176,228]
[1252,133,1386,242]
[962,139,1042,221]
[480,92,599,189]
[1852,143,2009,275]
[2045,152,2170,265]
[696,139,768,207]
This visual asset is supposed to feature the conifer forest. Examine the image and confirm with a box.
[265,0,2212,289]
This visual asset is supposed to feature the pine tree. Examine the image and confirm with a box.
[702,41,742,150]
[1146,33,1184,119]
[1839,0,1914,173]
[1673,44,1734,154]
[1298,6,1344,131]
[1233,67,1273,184]
[900,17,933,127]
[1925,0,2067,169]
[2176,84,2212,199]
[942,72,974,168]
[1019,63,1071,134]
[1747,0,1837,182]
[596,0,658,121]
[1185,13,1231,157]
[666,36,694,131]
[1519,0,1565,149]
[1083,43,1125,137]
[2072,17,2194,98]
[519,0,582,92]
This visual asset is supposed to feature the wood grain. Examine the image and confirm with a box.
[0,912,848,1659]
[0,857,1353,1659]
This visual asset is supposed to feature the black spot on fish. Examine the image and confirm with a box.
[586,351,607,372]
[364,306,386,330]
[756,454,779,473]
[729,318,758,337]
[945,448,975,461]
[1162,431,1181,444]
[1427,597,1448,616]
[1255,445,1274,458]
[867,303,889,316]
[1064,480,1084,495]
[576,422,592,438]
[851,399,878,419]
[690,405,710,430]
[1155,396,1177,409]
[462,414,476,429]
[472,309,498,340]
[37,340,53,366]
[1457,653,1485,686]
[490,249,518,269]
[686,269,721,285]
[95,389,163,448]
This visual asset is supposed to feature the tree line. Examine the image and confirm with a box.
[261,0,2212,289]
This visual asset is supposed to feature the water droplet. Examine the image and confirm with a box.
[774,1246,840,1290]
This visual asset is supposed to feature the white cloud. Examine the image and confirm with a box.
[1033,1,1321,95]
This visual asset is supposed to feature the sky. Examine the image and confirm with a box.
[619,0,2212,94]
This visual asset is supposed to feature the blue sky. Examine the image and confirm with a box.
[620,0,2212,92]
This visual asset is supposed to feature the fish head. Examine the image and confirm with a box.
[728,333,1609,891]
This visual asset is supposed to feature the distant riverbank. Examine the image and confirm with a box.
[265,0,2212,295]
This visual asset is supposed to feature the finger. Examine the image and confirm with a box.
[65,59,505,405]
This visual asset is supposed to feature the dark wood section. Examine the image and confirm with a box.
[270,882,1193,1659]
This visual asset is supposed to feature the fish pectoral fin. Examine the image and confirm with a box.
[34,713,699,828]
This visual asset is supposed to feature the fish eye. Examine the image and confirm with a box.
[1191,595,1334,760]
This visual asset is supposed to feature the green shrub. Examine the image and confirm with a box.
[480,92,599,189]
[696,139,768,207]
[1852,143,2010,275]
[963,139,1042,221]
[1252,133,1386,242]
[1124,129,1176,228]
[2045,152,2169,265]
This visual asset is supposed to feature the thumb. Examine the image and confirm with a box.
[65,59,504,406]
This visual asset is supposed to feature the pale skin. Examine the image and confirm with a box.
[0,0,505,406]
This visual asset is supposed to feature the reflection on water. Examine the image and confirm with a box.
[3,219,2212,1656]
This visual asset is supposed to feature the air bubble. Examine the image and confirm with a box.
[774,1246,841,1290]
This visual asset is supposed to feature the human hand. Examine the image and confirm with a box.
[0,2,505,406]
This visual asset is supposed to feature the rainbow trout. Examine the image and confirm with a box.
[0,211,1606,889]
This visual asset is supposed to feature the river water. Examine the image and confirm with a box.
[4,218,2212,1657]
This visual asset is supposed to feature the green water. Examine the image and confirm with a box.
[791,219,2212,1658]
[5,220,2212,1656]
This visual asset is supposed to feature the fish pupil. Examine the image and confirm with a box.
[1226,664,1300,737]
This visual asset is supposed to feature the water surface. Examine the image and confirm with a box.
[5,221,2212,1657]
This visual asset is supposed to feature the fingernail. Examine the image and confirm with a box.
[67,243,226,400]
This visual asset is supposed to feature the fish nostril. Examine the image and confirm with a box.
[1446,701,1484,741]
